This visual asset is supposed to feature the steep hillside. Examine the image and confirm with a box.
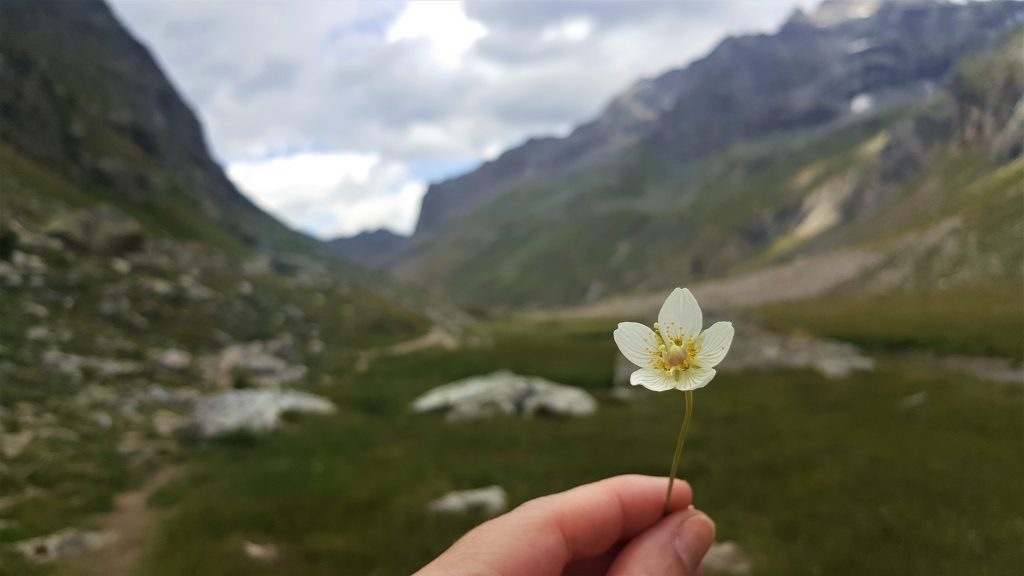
[0,0,316,255]
[337,0,1023,310]
[0,3,433,568]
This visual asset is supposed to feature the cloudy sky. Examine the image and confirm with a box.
[110,0,816,239]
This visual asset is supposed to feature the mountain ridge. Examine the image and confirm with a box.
[329,0,1023,309]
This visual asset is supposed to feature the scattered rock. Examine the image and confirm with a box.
[178,273,216,301]
[613,327,873,383]
[26,325,56,342]
[704,541,753,575]
[719,327,874,379]
[88,411,114,430]
[140,276,175,296]
[411,371,598,422]
[202,337,307,388]
[243,540,280,562]
[149,348,193,372]
[21,301,49,318]
[941,356,1024,385]
[12,250,47,273]
[36,426,79,442]
[45,207,144,255]
[189,390,336,438]
[0,261,22,287]
[2,431,34,458]
[898,391,929,410]
[427,486,508,516]
[42,350,142,379]
[151,409,186,437]
[15,528,115,562]
[110,257,132,275]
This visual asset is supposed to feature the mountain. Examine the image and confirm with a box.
[325,229,407,268]
[0,0,432,366]
[0,2,441,567]
[0,0,324,256]
[337,0,1024,309]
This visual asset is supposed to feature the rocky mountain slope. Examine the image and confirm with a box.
[330,0,1024,310]
[1,0,326,256]
[0,2,434,568]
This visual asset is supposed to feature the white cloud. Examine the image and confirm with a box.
[226,152,425,238]
[386,2,487,66]
[110,0,816,236]
[541,18,593,43]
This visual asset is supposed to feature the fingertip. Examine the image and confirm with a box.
[673,513,715,574]
[666,479,693,512]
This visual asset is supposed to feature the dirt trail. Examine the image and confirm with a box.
[62,466,178,576]
[355,326,459,373]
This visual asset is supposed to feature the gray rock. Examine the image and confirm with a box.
[88,411,114,430]
[1,431,34,458]
[178,273,216,301]
[427,486,508,516]
[0,261,21,287]
[15,528,115,562]
[42,350,142,379]
[202,337,307,388]
[45,207,143,255]
[21,301,49,319]
[151,409,187,437]
[243,541,280,562]
[704,541,753,575]
[898,391,929,410]
[149,348,193,372]
[941,356,1024,385]
[719,328,874,379]
[190,390,335,438]
[411,371,598,421]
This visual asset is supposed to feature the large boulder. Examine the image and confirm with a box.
[189,390,335,438]
[411,371,598,422]
[45,206,144,255]
[201,336,307,388]
[704,541,753,575]
[15,528,114,562]
[427,486,508,516]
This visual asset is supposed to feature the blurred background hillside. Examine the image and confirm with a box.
[1,1,1022,575]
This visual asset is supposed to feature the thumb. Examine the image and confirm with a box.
[608,508,715,576]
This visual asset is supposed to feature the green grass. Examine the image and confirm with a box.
[139,320,1024,576]
[751,286,1024,361]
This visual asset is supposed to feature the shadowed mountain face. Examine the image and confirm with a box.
[0,0,315,254]
[325,229,407,268]
[330,0,1024,309]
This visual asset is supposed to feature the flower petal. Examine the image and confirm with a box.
[679,366,717,391]
[629,368,677,392]
[658,287,702,344]
[696,321,734,368]
[613,322,662,368]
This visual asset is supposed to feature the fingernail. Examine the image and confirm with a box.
[673,514,714,574]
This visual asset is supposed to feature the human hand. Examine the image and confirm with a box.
[414,474,715,576]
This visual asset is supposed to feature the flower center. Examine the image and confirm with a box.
[666,344,691,367]
[661,337,698,374]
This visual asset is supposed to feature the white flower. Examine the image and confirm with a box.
[613,288,734,392]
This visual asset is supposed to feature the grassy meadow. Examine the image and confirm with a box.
[114,316,1024,576]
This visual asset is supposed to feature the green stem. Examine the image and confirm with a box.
[663,389,694,516]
